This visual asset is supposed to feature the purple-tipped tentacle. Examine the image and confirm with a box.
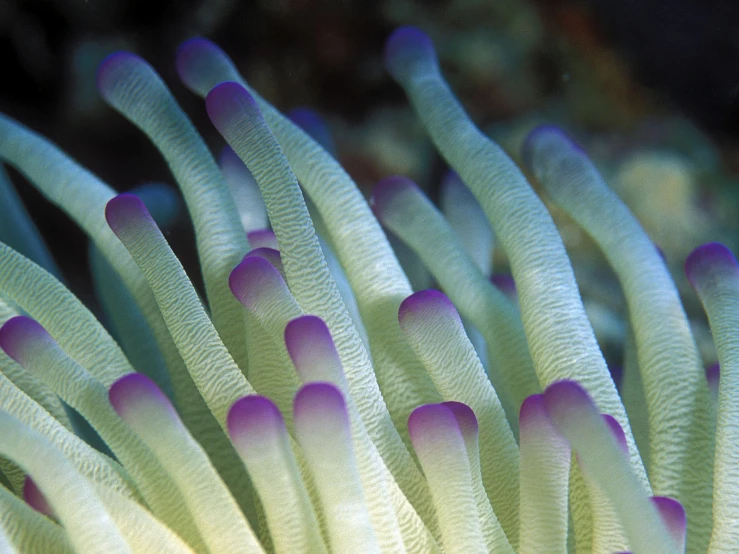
[685,242,739,289]
[175,38,227,91]
[205,81,259,134]
[105,193,155,235]
[521,125,582,172]
[23,476,55,518]
[518,393,549,432]
[542,379,598,426]
[108,372,175,419]
[490,274,516,298]
[408,403,460,446]
[398,289,458,324]
[245,248,282,272]
[0,316,52,364]
[370,175,417,217]
[442,401,478,438]
[293,382,348,422]
[651,496,687,549]
[602,414,628,453]
[384,26,438,81]
[229,255,287,308]
[285,315,335,362]
[96,51,146,99]
[246,229,278,250]
[227,395,284,441]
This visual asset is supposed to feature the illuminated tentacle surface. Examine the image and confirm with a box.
[105,194,252,424]
[518,394,569,554]
[105,193,258,525]
[408,403,487,553]
[229,256,302,418]
[373,175,540,428]
[398,289,519,539]
[294,383,382,553]
[228,395,327,554]
[176,41,442,515]
[97,53,250,372]
[110,373,262,553]
[206,79,439,434]
[0,29,733,554]
[441,401,512,553]
[1,478,72,553]
[0,297,72,439]
[0,412,131,554]
[202,75,437,529]
[285,315,439,551]
[581,415,630,553]
[543,381,678,553]
[0,316,203,548]
[686,243,739,551]
[89,183,180,399]
[524,126,713,551]
[384,27,647,490]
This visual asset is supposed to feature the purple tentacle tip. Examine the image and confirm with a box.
[519,393,547,429]
[108,373,170,417]
[706,362,720,393]
[685,242,738,289]
[96,51,144,96]
[408,403,459,446]
[0,316,50,364]
[227,395,283,439]
[651,496,686,536]
[490,274,516,297]
[23,477,53,517]
[442,401,478,437]
[542,380,596,425]
[521,125,579,171]
[601,414,628,453]
[370,175,417,217]
[398,289,457,323]
[293,382,346,421]
[105,193,152,234]
[247,229,278,250]
[245,248,282,271]
[206,81,257,131]
[285,315,332,358]
[175,38,218,81]
[384,26,436,79]
[229,254,283,305]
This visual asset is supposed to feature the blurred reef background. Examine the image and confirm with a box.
[1,0,739,368]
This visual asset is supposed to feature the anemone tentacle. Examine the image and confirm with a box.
[0,27,731,554]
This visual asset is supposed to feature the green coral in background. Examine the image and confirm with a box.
[0,26,734,553]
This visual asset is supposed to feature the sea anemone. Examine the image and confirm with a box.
[0,26,733,553]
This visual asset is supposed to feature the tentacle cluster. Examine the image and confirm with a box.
[0,25,733,554]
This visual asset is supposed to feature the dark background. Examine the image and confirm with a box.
[1,0,738,298]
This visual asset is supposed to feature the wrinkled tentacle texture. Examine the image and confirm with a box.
[0,24,731,554]
[523,126,713,552]
[686,244,739,551]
